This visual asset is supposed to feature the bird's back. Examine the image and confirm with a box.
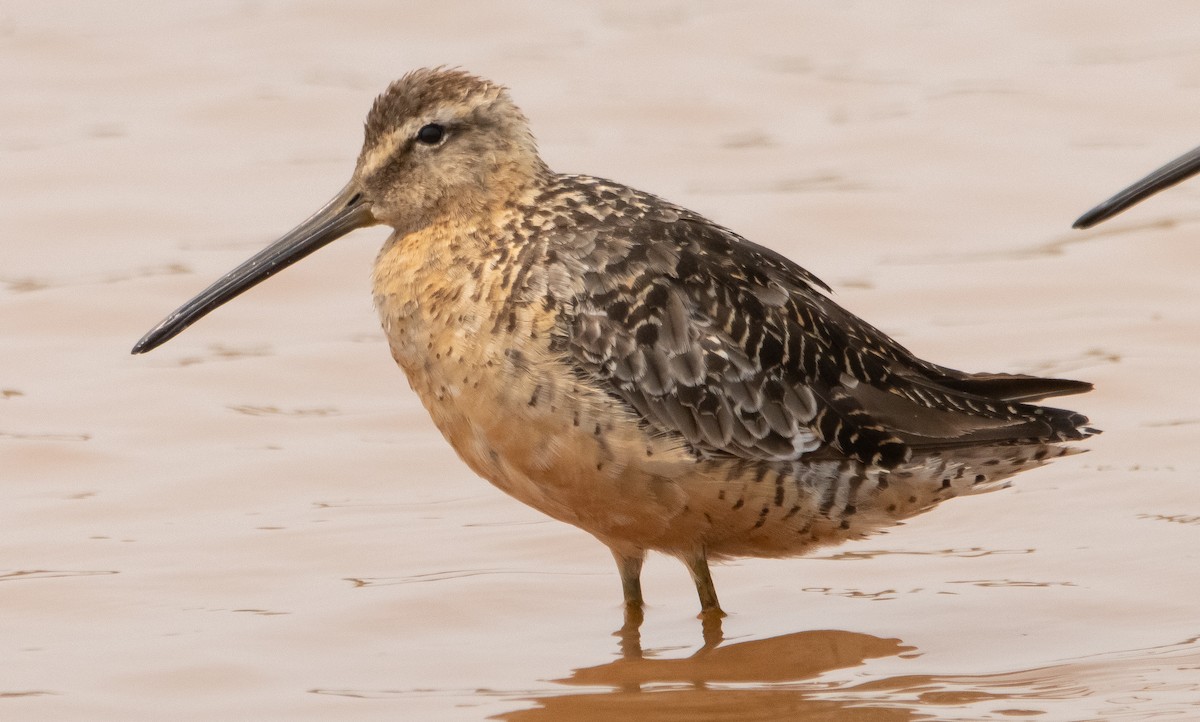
[546,175,1094,462]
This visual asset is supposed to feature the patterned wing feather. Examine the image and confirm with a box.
[555,177,1093,469]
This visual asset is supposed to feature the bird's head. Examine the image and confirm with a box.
[132,68,543,354]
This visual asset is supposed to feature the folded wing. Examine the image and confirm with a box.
[566,208,1093,469]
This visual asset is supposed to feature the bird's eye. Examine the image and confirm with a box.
[416,123,445,145]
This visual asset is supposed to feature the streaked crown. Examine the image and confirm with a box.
[354,68,548,232]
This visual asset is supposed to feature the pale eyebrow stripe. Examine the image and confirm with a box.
[360,129,406,175]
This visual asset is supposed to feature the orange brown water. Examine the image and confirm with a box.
[3,3,1198,719]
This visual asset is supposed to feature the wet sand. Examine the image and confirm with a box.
[2,2,1199,719]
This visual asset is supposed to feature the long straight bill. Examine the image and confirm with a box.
[132,184,375,354]
[1074,145,1200,229]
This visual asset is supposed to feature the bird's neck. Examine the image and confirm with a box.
[411,158,552,240]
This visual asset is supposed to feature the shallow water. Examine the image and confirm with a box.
[3,2,1199,719]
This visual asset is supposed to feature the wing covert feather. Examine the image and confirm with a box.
[547,176,1090,468]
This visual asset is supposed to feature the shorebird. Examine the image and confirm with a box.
[1075,144,1200,228]
[134,68,1095,617]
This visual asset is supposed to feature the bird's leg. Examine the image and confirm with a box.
[610,548,646,659]
[685,546,725,617]
[611,547,646,609]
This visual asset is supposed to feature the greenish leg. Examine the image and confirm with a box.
[685,547,725,616]
[611,548,645,608]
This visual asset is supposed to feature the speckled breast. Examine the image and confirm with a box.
[368,219,706,550]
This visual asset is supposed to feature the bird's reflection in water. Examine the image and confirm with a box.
[497,612,917,721]
[493,623,1200,720]
[616,605,729,659]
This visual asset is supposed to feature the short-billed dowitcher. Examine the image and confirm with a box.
[134,68,1095,617]
[1075,144,1200,228]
